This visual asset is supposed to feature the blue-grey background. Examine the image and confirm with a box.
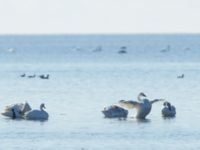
[0,34,199,150]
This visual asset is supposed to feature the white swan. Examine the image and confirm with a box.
[162,101,176,117]
[102,105,128,118]
[24,103,49,120]
[119,92,164,119]
[1,102,31,118]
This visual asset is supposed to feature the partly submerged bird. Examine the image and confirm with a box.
[119,92,164,119]
[118,46,127,54]
[27,74,36,78]
[39,74,49,79]
[162,101,176,117]
[1,102,32,118]
[20,73,26,77]
[102,105,128,118]
[177,74,184,79]
[24,103,49,120]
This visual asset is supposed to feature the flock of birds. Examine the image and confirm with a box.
[1,92,175,121]
[102,92,176,119]
[1,102,49,120]
[20,74,50,79]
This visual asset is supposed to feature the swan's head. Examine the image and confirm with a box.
[163,101,172,110]
[163,101,170,106]
[138,92,147,101]
[139,92,147,97]
[40,103,46,110]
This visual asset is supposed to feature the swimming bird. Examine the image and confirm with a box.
[119,92,164,119]
[102,105,128,118]
[20,73,26,77]
[162,101,176,117]
[28,74,36,78]
[92,46,102,52]
[177,74,184,79]
[39,74,49,79]
[24,103,49,120]
[160,45,170,53]
[7,48,15,53]
[118,46,127,54]
[1,102,32,118]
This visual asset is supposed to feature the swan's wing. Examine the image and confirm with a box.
[118,100,140,109]
[150,99,165,104]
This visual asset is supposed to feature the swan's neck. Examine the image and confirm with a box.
[167,103,172,110]
[40,106,44,111]
[138,95,144,101]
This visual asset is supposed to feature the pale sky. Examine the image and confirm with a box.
[0,0,199,34]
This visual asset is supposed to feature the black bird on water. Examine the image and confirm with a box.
[39,74,49,79]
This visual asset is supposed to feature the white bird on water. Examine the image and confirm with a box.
[119,92,164,119]
[24,103,49,120]
[162,101,176,117]
[1,102,32,119]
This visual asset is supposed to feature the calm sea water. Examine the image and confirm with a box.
[0,34,200,150]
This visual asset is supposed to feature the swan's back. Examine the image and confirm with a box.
[24,104,48,120]
[102,105,128,118]
[25,110,49,120]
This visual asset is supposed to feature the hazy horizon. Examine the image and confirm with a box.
[0,0,199,34]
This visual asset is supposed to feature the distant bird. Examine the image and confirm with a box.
[184,47,191,51]
[162,101,176,117]
[118,46,127,54]
[39,74,49,79]
[7,48,15,53]
[177,74,184,79]
[160,45,170,53]
[92,46,102,52]
[20,73,26,77]
[102,105,128,118]
[119,92,164,119]
[28,74,36,78]
[1,102,32,119]
[24,103,49,120]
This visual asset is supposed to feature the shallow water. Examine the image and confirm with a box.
[0,35,200,150]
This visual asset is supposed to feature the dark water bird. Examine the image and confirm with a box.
[102,105,128,118]
[28,74,36,78]
[160,45,170,53]
[162,101,176,117]
[119,92,164,119]
[92,46,102,52]
[184,47,191,51]
[20,73,26,77]
[118,46,127,54]
[177,74,184,79]
[39,74,49,79]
